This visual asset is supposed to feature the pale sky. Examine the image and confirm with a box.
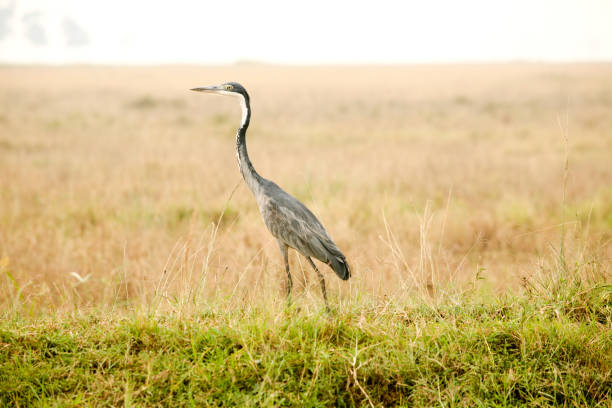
[1,0,611,64]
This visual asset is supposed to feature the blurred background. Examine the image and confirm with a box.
[0,1,610,312]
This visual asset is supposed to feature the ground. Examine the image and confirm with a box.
[0,64,610,405]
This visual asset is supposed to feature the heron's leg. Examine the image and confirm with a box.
[278,241,292,298]
[306,257,329,311]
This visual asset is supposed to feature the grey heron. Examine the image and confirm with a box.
[191,82,350,308]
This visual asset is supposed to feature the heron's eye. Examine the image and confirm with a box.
[225,84,233,91]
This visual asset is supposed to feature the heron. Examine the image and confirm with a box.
[191,82,350,308]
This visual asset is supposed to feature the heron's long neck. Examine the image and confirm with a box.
[236,95,263,193]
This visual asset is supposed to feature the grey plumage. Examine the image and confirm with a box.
[258,180,351,281]
[191,82,350,307]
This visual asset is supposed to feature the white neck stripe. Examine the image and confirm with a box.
[238,94,248,127]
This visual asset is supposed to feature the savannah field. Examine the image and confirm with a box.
[0,64,611,406]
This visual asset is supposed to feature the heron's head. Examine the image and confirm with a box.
[191,82,250,125]
[190,82,249,100]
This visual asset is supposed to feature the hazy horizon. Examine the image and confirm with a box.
[3,60,612,68]
[1,0,611,65]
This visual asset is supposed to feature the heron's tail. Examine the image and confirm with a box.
[329,256,351,280]
[316,236,351,280]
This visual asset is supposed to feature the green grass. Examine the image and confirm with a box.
[2,279,610,407]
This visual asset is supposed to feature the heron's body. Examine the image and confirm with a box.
[256,180,350,280]
[192,82,350,306]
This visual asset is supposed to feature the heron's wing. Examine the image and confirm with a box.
[260,181,350,279]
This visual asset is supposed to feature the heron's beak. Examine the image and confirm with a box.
[190,85,222,93]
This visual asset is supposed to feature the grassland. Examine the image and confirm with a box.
[2,291,610,406]
[0,64,610,405]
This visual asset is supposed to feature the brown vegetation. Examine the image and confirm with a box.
[0,64,610,312]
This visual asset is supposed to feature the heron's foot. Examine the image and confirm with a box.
[321,301,335,316]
